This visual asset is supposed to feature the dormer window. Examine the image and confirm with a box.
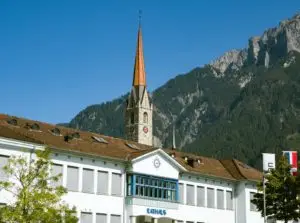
[71,132,80,139]
[31,123,40,130]
[197,158,203,165]
[24,122,41,131]
[7,119,18,126]
[50,128,61,136]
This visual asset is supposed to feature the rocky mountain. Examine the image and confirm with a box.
[65,14,300,168]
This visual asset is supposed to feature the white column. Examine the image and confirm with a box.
[172,220,178,223]
[131,216,136,223]
[122,171,125,196]
[204,187,207,207]
[223,190,226,209]
[214,188,217,208]
[194,185,197,206]
[62,164,67,187]
[183,184,186,205]
[78,167,83,192]
[108,172,112,195]
[94,169,97,194]
[92,212,96,223]
[153,218,158,223]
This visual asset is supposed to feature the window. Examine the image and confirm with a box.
[207,188,215,208]
[250,192,257,211]
[111,173,122,196]
[67,166,79,191]
[179,183,184,203]
[128,174,178,202]
[80,212,92,223]
[143,112,148,123]
[96,213,107,223]
[217,189,224,209]
[97,171,108,194]
[226,191,233,210]
[197,186,205,207]
[0,155,9,180]
[51,163,63,186]
[131,112,134,124]
[110,215,121,223]
[186,184,195,205]
[267,217,276,223]
[82,168,94,193]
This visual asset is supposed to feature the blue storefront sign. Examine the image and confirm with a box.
[146,208,167,216]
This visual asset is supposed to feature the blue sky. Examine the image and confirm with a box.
[0,0,299,124]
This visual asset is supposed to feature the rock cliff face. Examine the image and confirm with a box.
[64,13,300,168]
[210,49,247,74]
[211,14,300,72]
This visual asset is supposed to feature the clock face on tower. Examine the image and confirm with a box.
[143,126,148,134]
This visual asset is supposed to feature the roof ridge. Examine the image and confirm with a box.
[219,159,246,180]
[232,159,248,179]
[219,160,235,179]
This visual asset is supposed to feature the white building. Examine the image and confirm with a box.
[0,22,264,223]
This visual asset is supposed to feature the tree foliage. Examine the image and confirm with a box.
[251,156,300,223]
[0,149,78,223]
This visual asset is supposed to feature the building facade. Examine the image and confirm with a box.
[0,23,264,223]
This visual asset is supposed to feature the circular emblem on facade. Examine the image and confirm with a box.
[143,126,148,134]
[153,158,161,168]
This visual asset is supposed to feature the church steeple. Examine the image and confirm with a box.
[132,26,146,86]
[124,15,153,146]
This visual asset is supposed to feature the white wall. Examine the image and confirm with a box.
[126,203,235,223]
[245,183,263,223]
[0,138,125,222]
[131,152,179,179]
[0,143,33,205]
[0,137,266,223]
[50,152,125,220]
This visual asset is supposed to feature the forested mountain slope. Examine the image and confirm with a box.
[63,14,300,168]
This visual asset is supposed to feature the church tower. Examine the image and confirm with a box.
[125,22,153,146]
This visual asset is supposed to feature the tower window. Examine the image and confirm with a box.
[131,112,134,124]
[143,112,148,123]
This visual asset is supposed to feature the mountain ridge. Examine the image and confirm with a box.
[62,13,300,168]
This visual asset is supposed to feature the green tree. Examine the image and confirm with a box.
[251,156,300,223]
[0,149,78,223]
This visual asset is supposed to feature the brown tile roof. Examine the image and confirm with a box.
[220,159,262,182]
[233,159,263,181]
[0,114,262,181]
[164,150,236,180]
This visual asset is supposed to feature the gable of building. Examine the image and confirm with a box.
[129,149,186,179]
